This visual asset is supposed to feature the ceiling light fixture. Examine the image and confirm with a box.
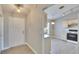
[17,9,21,13]
[15,4,23,13]
[51,22,55,24]
[59,6,64,9]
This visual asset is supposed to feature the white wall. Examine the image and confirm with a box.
[0,6,4,52]
[26,8,46,53]
[3,16,9,49]
[55,19,66,40]
[0,17,3,51]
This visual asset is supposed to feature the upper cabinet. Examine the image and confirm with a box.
[63,19,78,29]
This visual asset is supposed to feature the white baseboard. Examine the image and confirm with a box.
[2,43,24,51]
[25,42,37,54]
[2,47,11,51]
[11,43,25,48]
[50,50,53,54]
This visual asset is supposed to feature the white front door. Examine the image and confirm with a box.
[9,17,25,47]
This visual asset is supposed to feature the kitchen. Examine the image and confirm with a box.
[44,4,79,54]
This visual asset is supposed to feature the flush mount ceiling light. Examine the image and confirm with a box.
[17,9,21,13]
[59,6,64,9]
[15,4,23,13]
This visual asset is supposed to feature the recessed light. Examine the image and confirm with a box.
[51,22,55,24]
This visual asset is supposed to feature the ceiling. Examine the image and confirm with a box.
[0,4,52,17]
[44,4,79,20]
[1,4,78,19]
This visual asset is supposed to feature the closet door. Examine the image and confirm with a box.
[9,17,25,47]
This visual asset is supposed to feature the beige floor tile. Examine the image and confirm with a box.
[1,45,34,54]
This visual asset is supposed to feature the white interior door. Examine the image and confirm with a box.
[9,17,25,47]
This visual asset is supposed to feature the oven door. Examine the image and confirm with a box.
[67,33,77,41]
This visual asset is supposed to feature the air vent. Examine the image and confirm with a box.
[59,6,64,9]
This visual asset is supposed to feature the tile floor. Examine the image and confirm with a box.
[51,39,79,54]
[1,39,79,54]
[1,45,34,54]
